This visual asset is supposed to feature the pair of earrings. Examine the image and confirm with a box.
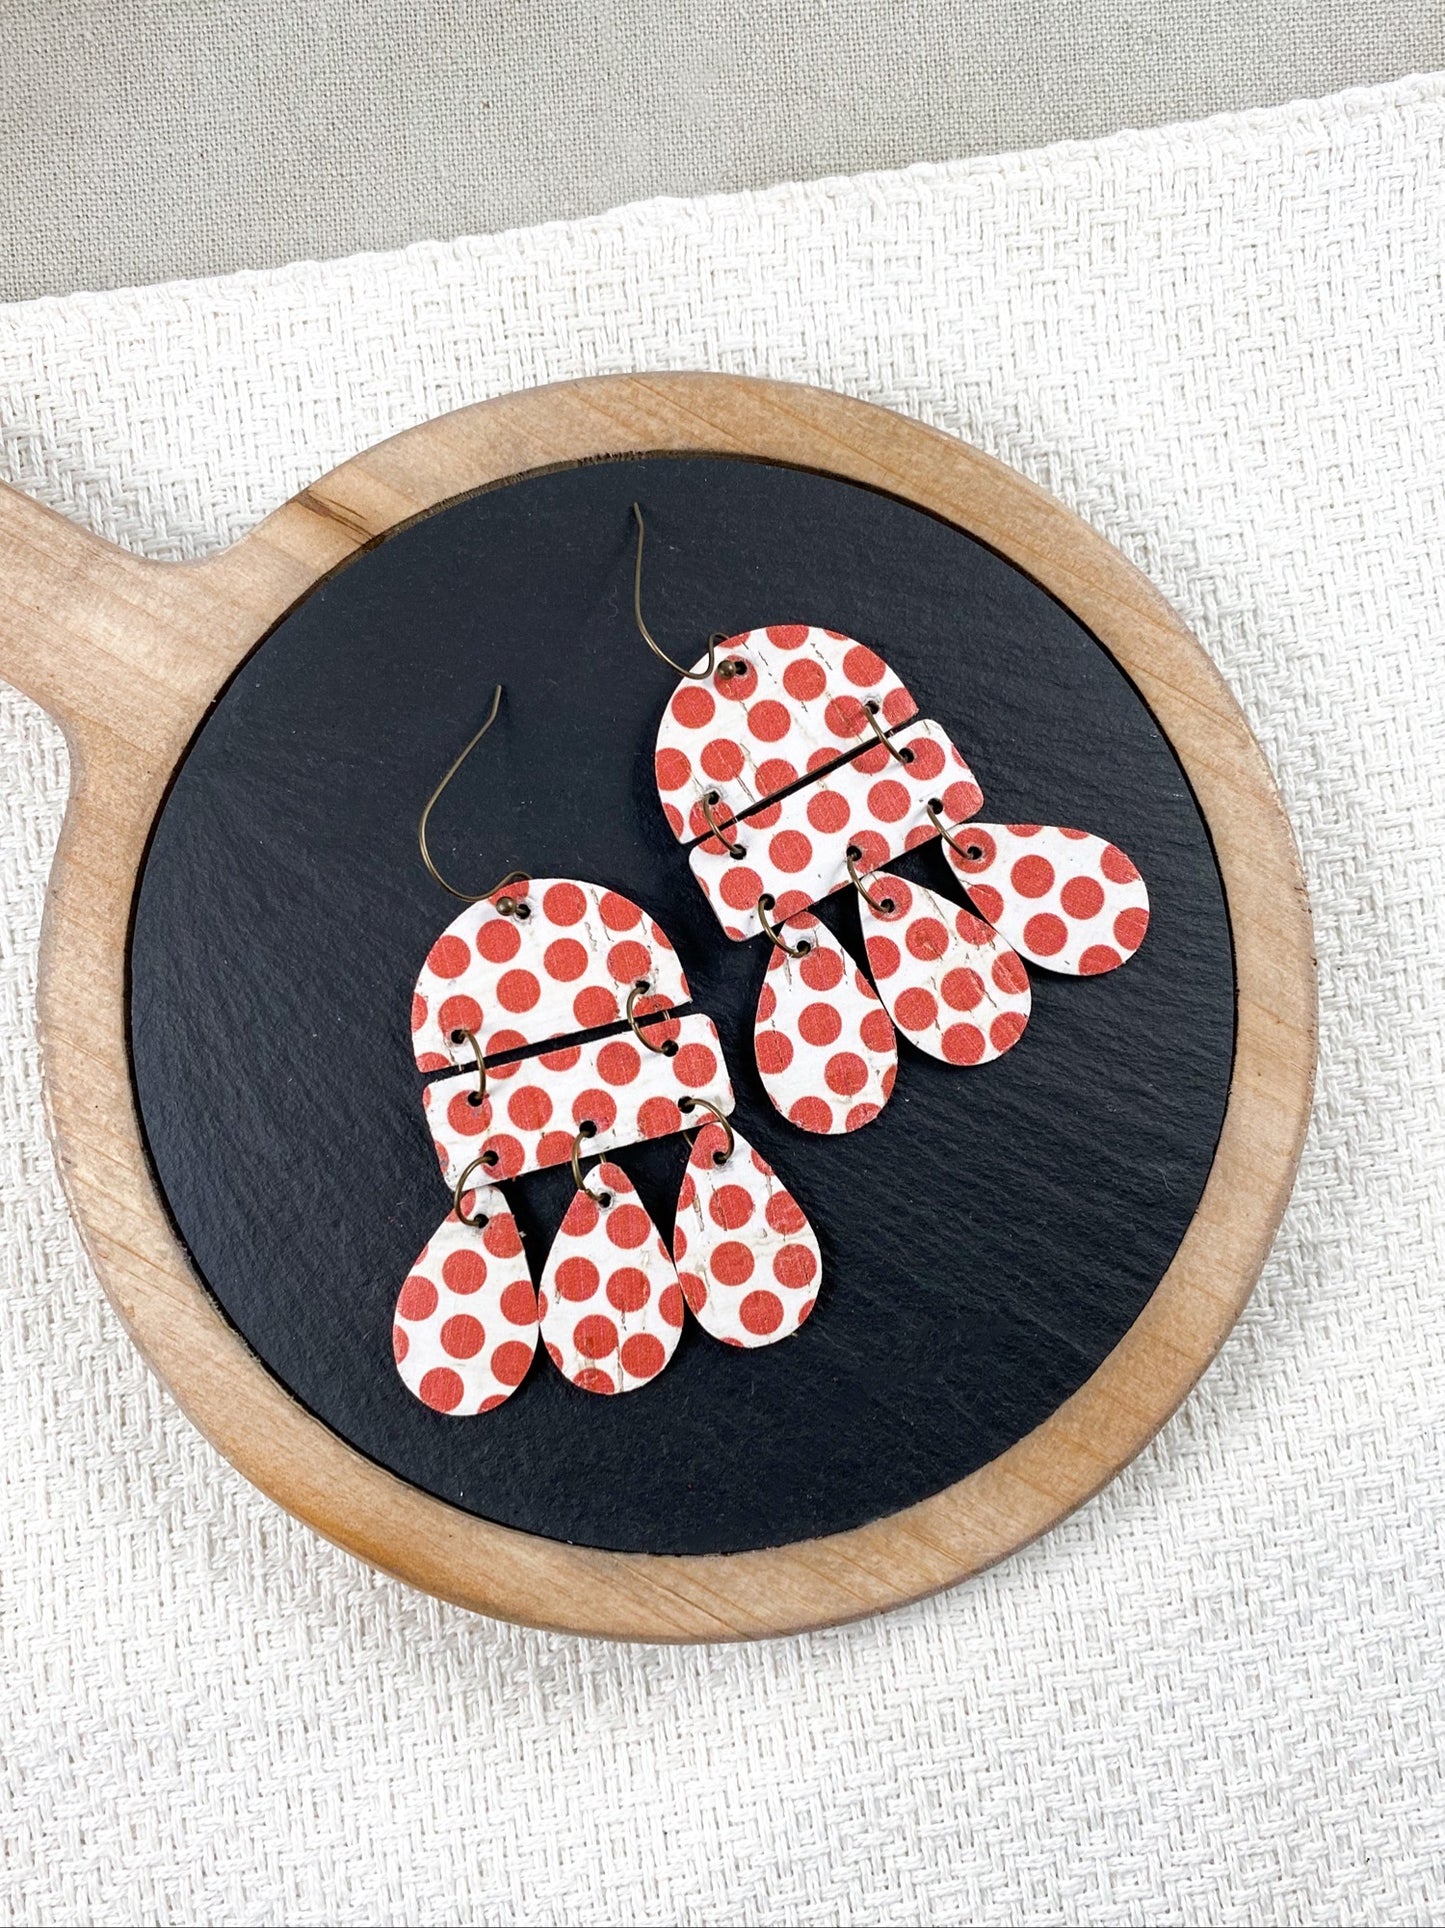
[392,699,821,1416]
[636,507,1150,1134]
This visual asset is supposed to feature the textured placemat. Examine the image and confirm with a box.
[2,76,1442,1928]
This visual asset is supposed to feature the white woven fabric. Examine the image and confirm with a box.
[3,75,1443,1927]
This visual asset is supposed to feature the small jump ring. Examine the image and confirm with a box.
[626,981,678,1056]
[570,1124,611,1205]
[449,1027,488,1107]
[925,798,987,864]
[757,895,813,957]
[452,1150,498,1226]
[679,1096,736,1165]
[701,791,746,858]
[844,845,899,917]
[860,699,914,766]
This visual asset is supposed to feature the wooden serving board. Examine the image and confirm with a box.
[0,373,1316,1640]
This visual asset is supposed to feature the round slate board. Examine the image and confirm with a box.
[129,453,1234,1557]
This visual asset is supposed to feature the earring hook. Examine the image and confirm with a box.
[631,503,728,681]
[417,684,530,908]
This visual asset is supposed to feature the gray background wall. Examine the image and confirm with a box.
[4,0,1443,302]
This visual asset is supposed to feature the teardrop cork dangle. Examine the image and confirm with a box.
[939,821,1150,975]
[753,909,897,1133]
[537,1137,685,1395]
[672,1102,822,1347]
[857,872,1031,1066]
[392,1178,538,1415]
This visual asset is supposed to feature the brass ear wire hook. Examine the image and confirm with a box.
[925,798,988,864]
[757,894,813,957]
[845,844,900,917]
[631,503,732,681]
[860,698,914,766]
[701,791,746,858]
[626,981,679,1056]
[417,683,531,910]
[570,1124,611,1205]
[452,1149,499,1226]
[679,1095,736,1165]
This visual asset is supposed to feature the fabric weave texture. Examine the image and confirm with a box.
[2,75,1443,1928]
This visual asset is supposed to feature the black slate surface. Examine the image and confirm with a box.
[129,455,1235,1555]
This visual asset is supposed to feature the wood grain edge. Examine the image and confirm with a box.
[0,373,1317,1641]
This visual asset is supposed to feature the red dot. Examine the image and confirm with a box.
[602,940,646,984]
[539,882,584,926]
[943,779,983,823]
[1023,913,1068,956]
[537,1129,574,1168]
[952,827,995,871]
[474,918,520,965]
[906,737,945,781]
[506,1085,551,1131]
[825,694,867,738]
[765,1191,806,1236]
[739,1289,784,1334]
[620,1333,666,1379]
[1080,945,1123,975]
[968,883,1005,924]
[710,1184,755,1230]
[789,1095,834,1132]
[942,1023,986,1064]
[773,1242,817,1289]
[606,1267,651,1312]
[756,757,798,795]
[554,1255,600,1303]
[1101,844,1140,884]
[842,644,886,687]
[442,1249,488,1295]
[850,828,888,872]
[757,982,777,1021]
[800,1001,843,1048]
[497,969,540,1012]
[491,1340,533,1386]
[484,1215,523,1259]
[573,985,619,1029]
[749,700,791,743]
[392,1325,408,1362]
[659,1282,684,1327]
[783,658,827,703]
[573,1314,619,1360]
[867,935,901,979]
[806,789,850,834]
[880,877,913,918]
[825,1051,868,1097]
[397,1274,438,1321]
[846,1102,881,1130]
[572,1088,617,1132]
[1061,875,1105,920]
[418,1367,465,1412]
[447,1090,488,1137]
[701,737,744,782]
[1114,906,1149,951]
[638,1096,683,1138]
[597,1040,641,1086]
[769,829,813,873]
[992,951,1029,995]
[427,934,469,979]
[990,1010,1028,1052]
[906,916,950,962]
[671,685,715,729]
[1008,823,1042,836]
[765,625,807,650]
[655,746,690,791]
[711,1240,755,1286]
[499,1279,535,1326]
[540,1044,581,1073]
[894,987,937,1031]
[799,941,845,991]
[716,658,756,701]
[417,1052,449,1073]
[882,687,917,726]
[606,1203,652,1249]
[719,865,764,912]
[1011,855,1056,899]
[544,938,587,981]
[484,1133,524,1179]
[599,890,641,931]
[859,1007,894,1054]
[853,742,889,774]
[868,779,910,823]
[410,993,427,1034]
[755,1028,794,1074]
[573,1366,616,1395]
[438,995,482,1039]
[747,800,782,829]
[440,1313,485,1359]
[673,1042,718,1089]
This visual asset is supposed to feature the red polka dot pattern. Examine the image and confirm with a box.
[423,1015,735,1185]
[653,625,921,842]
[859,875,1031,1066]
[391,1188,537,1413]
[940,823,1150,974]
[538,1163,683,1394]
[672,1123,821,1347]
[754,913,897,1134]
[410,877,689,1069]
[689,718,980,940]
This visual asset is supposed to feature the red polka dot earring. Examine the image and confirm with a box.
[636,505,1152,1133]
[395,685,821,1411]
